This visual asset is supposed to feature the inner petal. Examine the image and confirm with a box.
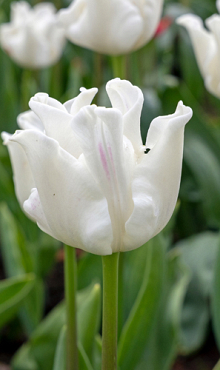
[72,105,134,252]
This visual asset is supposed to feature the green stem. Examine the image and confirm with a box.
[118,253,124,339]
[111,55,127,79]
[102,252,119,370]
[64,245,78,370]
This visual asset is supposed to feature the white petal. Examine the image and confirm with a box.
[23,188,53,234]
[1,131,35,210]
[10,129,113,255]
[106,78,144,156]
[177,14,214,78]
[205,14,220,51]
[217,0,220,14]
[0,1,65,68]
[29,93,81,157]
[58,0,144,55]
[124,102,192,251]
[72,105,134,252]
[134,0,164,50]
[17,110,44,131]
[177,14,220,97]
[63,87,98,116]
[29,89,97,158]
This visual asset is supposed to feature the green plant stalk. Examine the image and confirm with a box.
[64,245,78,370]
[102,252,119,370]
[111,55,127,79]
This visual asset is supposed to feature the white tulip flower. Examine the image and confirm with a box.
[58,0,164,55]
[177,1,220,98]
[2,79,192,255]
[0,1,66,69]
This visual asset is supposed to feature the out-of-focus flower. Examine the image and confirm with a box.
[2,79,192,255]
[177,1,220,98]
[0,1,66,69]
[58,0,164,55]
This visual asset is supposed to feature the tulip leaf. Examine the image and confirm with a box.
[52,326,66,370]
[0,202,33,277]
[0,273,35,329]
[93,335,102,370]
[78,342,94,370]
[184,133,220,228]
[174,232,219,354]
[136,249,190,370]
[0,202,44,334]
[213,360,220,370]
[78,283,101,362]
[77,252,102,290]
[211,238,220,351]
[52,326,94,370]
[118,235,165,370]
[12,282,101,370]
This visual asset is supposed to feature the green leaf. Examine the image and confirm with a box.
[136,250,190,370]
[0,202,33,277]
[211,239,220,351]
[0,274,35,329]
[78,342,93,370]
[118,235,165,370]
[213,360,220,370]
[12,282,101,370]
[53,326,67,370]
[184,134,220,228]
[78,283,101,362]
[12,301,66,370]
[93,335,102,370]
[77,253,102,290]
[52,326,94,370]
[175,232,219,354]
[0,202,44,334]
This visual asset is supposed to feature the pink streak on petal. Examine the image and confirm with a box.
[99,143,110,179]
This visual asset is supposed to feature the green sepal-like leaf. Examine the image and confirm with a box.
[118,235,165,370]
[0,273,35,329]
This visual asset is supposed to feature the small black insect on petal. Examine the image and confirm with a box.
[144,148,151,154]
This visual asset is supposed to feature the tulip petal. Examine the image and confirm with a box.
[72,105,134,252]
[23,188,53,235]
[10,129,113,255]
[58,0,144,55]
[0,2,65,69]
[135,0,164,49]
[217,0,220,14]
[177,14,220,97]
[29,88,97,158]
[17,110,44,131]
[124,101,192,251]
[1,131,35,210]
[106,79,144,156]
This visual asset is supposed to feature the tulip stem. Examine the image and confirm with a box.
[112,55,126,79]
[102,252,119,370]
[64,245,78,370]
